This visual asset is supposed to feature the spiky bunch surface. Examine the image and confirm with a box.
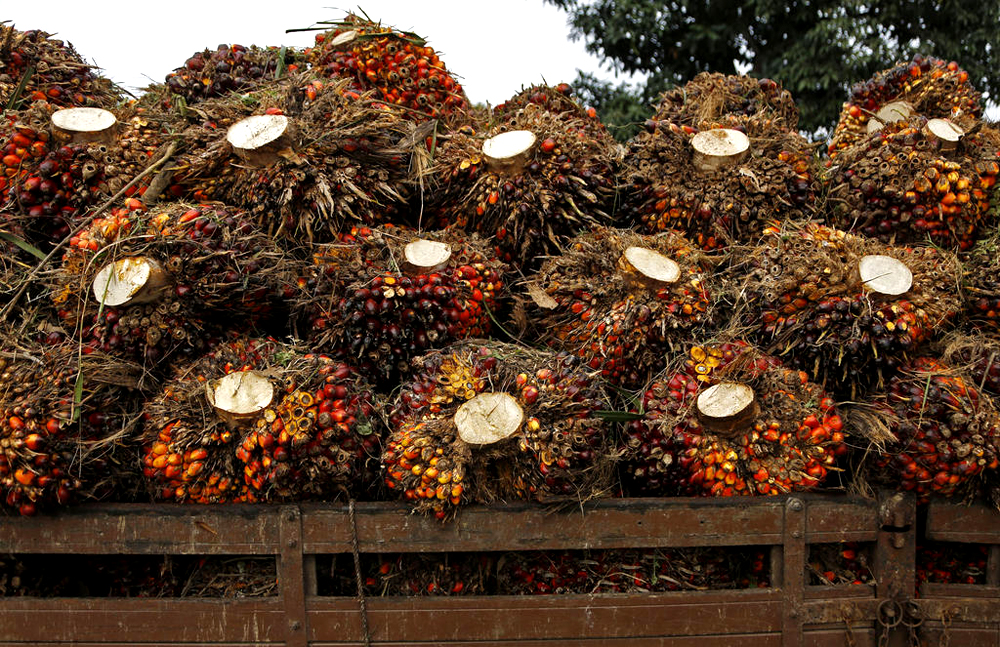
[740,222,962,397]
[653,73,799,131]
[0,342,141,515]
[53,202,292,366]
[828,55,982,157]
[295,226,505,383]
[871,357,1000,503]
[826,117,1000,251]
[528,227,717,387]
[165,43,304,104]
[622,117,816,249]
[169,75,414,241]
[428,86,620,270]
[0,24,120,108]
[626,343,845,497]
[307,14,469,125]
[384,340,611,519]
[142,338,380,503]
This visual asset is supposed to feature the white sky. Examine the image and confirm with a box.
[3,0,633,105]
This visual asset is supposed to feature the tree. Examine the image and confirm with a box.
[546,0,1000,136]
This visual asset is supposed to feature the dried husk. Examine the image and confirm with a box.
[653,72,799,131]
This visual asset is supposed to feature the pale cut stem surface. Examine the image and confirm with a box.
[455,392,524,445]
[621,246,681,289]
[51,107,118,145]
[207,371,274,420]
[91,257,171,307]
[866,101,913,133]
[691,129,750,172]
[402,239,452,275]
[227,114,295,166]
[925,118,964,153]
[859,254,912,296]
[482,130,537,173]
[696,382,758,434]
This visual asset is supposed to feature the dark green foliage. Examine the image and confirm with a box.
[547,0,1000,134]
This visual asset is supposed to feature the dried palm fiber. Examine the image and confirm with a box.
[51,201,293,367]
[808,542,874,586]
[524,227,718,387]
[142,337,381,503]
[940,331,1000,398]
[0,339,144,515]
[304,13,470,126]
[737,221,962,398]
[653,73,799,131]
[424,84,620,270]
[855,356,1000,503]
[384,339,613,520]
[166,73,416,241]
[0,23,120,109]
[622,114,817,250]
[624,342,846,497]
[494,83,600,121]
[959,213,1000,331]
[293,225,506,385]
[828,55,982,158]
[825,114,1000,252]
[164,43,306,105]
[500,546,770,594]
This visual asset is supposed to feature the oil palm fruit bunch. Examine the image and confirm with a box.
[866,356,1000,503]
[427,85,620,270]
[622,114,817,250]
[739,221,962,398]
[305,13,470,125]
[939,332,1000,398]
[828,55,982,158]
[652,73,799,131]
[625,343,846,497]
[354,553,493,596]
[384,339,612,520]
[0,102,117,245]
[52,202,292,366]
[494,83,599,121]
[142,337,380,503]
[825,115,1000,251]
[164,43,304,104]
[960,218,1000,331]
[169,75,414,241]
[0,340,143,516]
[295,226,506,384]
[525,227,717,387]
[0,23,120,109]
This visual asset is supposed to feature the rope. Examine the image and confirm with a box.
[348,499,372,647]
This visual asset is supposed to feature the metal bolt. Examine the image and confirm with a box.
[792,530,802,539]
[789,609,799,618]
[287,538,298,548]
[286,510,297,522]
[787,498,803,512]
[290,620,302,631]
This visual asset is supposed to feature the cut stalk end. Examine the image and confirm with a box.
[91,257,171,307]
[859,254,912,296]
[621,246,681,289]
[924,118,964,154]
[51,107,118,145]
[866,101,913,133]
[227,114,296,166]
[482,130,537,173]
[690,129,751,172]
[696,382,758,434]
[455,392,524,445]
[402,239,452,275]
[206,371,274,424]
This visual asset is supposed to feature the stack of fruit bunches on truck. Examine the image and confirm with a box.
[1,15,1000,592]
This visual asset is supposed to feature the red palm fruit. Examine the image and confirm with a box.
[828,54,982,157]
[808,542,874,586]
[0,342,143,514]
[738,221,962,399]
[306,14,470,126]
[916,541,989,590]
[626,342,845,497]
[164,43,305,104]
[653,72,799,130]
[52,202,293,368]
[0,24,120,109]
[528,227,717,387]
[825,115,1000,251]
[866,357,1000,503]
[384,340,611,519]
[622,111,817,250]
[426,85,619,270]
[167,76,414,241]
[295,226,506,385]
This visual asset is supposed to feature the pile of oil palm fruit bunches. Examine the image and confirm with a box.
[2,14,1000,532]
